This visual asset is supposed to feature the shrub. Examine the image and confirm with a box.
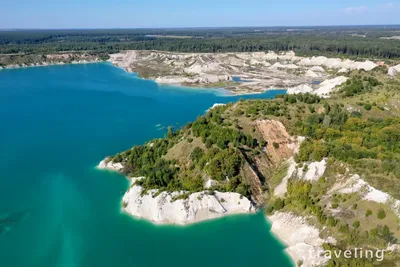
[273,198,285,210]
[273,142,280,149]
[365,209,372,217]
[364,103,372,111]
[205,139,213,148]
[377,209,386,219]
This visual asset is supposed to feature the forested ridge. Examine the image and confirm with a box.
[2,27,400,59]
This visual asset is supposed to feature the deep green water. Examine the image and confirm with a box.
[0,63,293,267]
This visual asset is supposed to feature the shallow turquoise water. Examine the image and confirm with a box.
[0,63,292,267]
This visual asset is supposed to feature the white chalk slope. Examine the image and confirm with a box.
[123,185,254,225]
[269,212,336,267]
[97,159,254,225]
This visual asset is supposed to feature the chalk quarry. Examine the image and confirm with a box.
[108,50,379,95]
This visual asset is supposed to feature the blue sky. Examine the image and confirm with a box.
[1,0,399,29]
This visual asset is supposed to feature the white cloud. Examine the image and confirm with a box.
[344,6,368,14]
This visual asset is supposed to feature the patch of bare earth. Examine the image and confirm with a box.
[255,120,297,165]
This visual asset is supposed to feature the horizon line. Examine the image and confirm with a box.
[1,24,400,31]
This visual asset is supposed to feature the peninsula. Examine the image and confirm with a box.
[98,64,400,266]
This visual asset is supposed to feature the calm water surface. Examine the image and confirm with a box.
[0,63,292,267]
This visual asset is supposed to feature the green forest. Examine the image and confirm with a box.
[2,27,400,59]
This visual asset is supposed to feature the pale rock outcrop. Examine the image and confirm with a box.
[108,50,139,68]
[338,68,349,73]
[287,84,313,94]
[314,76,348,97]
[323,58,343,69]
[122,186,254,225]
[205,179,218,189]
[270,62,299,70]
[265,51,279,60]
[188,62,223,73]
[274,157,297,198]
[287,76,349,98]
[298,56,376,71]
[207,103,225,112]
[249,58,271,67]
[97,157,254,225]
[305,70,319,78]
[381,36,400,40]
[310,66,325,73]
[155,74,229,85]
[351,60,377,71]
[154,76,192,85]
[97,158,124,172]
[274,136,306,197]
[279,51,297,61]
[298,56,328,66]
[388,64,400,77]
[297,158,327,182]
[331,174,400,219]
[268,212,336,267]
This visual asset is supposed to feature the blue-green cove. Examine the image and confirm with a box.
[0,63,293,267]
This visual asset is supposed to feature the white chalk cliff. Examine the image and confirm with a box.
[287,76,348,98]
[97,158,124,172]
[123,185,254,225]
[388,64,400,77]
[268,212,336,267]
[97,159,254,225]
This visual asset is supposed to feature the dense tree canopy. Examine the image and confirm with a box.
[2,27,400,59]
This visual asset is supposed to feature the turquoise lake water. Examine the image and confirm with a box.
[0,63,293,267]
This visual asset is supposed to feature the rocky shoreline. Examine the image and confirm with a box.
[0,52,102,70]
[97,157,333,266]
[3,50,398,98]
[97,159,255,225]
[267,212,336,267]
[0,59,101,70]
[123,183,254,225]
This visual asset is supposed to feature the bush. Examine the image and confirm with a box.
[273,142,280,149]
[364,103,372,111]
[273,198,285,210]
[377,209,386,219]
[365,209,372,217]
[205,138,213,148]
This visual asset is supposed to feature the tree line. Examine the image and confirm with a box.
[2,30,400,59]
